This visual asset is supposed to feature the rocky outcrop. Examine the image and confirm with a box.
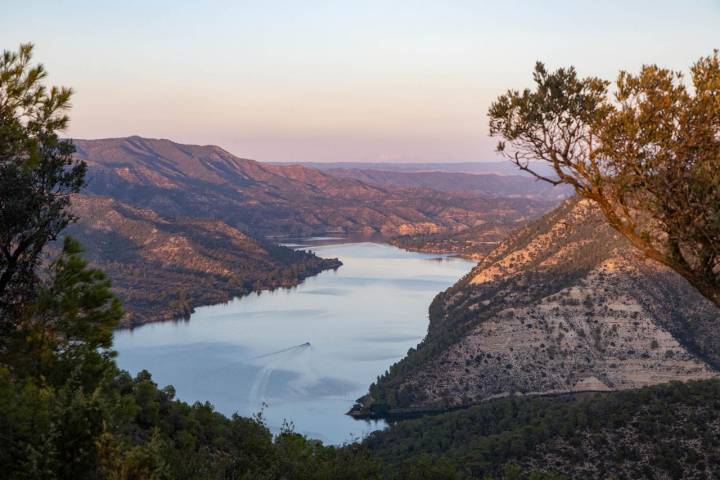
[352,199,720,417]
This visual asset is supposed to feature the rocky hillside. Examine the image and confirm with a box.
[351,199,720,417]
[61,194,340,327]
[75,136,554,238]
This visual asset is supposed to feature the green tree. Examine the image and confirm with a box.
[0,43,85,327]
[10,237,122,388]
[488,51,720,308]
[0,237,122,480]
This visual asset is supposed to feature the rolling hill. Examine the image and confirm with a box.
[364,379,720,479]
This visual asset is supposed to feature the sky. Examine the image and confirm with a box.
[2,1,719,163]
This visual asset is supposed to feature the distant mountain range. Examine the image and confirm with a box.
[320,168,571,201]
[67,136,561,326]
[268,160,560,177]
[75,137,555,238]
[351,199,720,418]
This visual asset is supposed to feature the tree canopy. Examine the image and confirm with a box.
[488,51,720,308]
[0,43,85,327]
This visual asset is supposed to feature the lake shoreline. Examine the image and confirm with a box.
[115,256,342,331]
[113,242,475,444]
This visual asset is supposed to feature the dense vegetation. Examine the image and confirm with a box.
[0,43,85,327]
[365,380,720,479]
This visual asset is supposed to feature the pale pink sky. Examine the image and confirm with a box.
[3,1,718,162]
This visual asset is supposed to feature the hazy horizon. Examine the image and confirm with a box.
[69,133,506,164]
[3,0,719,163]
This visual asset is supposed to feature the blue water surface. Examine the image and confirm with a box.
[114,242,474,444]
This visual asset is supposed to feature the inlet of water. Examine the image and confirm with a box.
[114,242,475,444]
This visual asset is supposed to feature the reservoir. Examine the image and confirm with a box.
[114,242,475,444]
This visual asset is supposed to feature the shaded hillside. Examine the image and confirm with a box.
[365,379,720,479]
[324,168,571,200]
[351,199,720,417]
[75,136,554,238]
[62,194,340,327]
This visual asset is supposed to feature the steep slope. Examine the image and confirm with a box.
[62,194,340,327]
[75,136,554,237]
[351,199,720,417]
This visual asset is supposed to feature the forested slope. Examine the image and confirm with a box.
[365,379,720,479]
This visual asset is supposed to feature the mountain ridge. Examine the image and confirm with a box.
[75,136,556,238]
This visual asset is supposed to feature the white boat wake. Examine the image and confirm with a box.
[248,343,310,407]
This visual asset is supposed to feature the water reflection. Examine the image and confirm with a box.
[114,242,474,444]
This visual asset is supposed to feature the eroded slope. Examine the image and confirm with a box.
[353,199,720,416]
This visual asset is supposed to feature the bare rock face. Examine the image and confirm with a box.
[353,199,720,417]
